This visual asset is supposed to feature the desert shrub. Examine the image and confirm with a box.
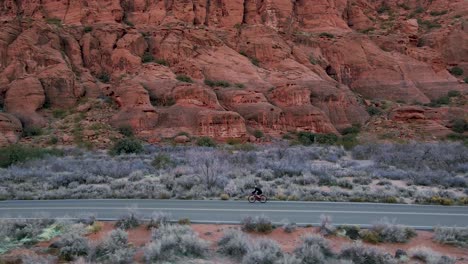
[297,132,338,145]
[151,154,174,169]
[418,19,441,30]
[319,214,336,236]
[53,109,68,119]
[93,229,135,264]
[21,253,56,264]
[377,4,390,14]
[337,180,353,189]
[23,126,43,137]
[109,138,143,155]
[118,125,134,137]
[366,106,382,116]
[409,247,455,264]
[144,224,208,262]
[241,215,273,233]
[45,18,62,26]
[141,52,155,63]
[282,220,297,233]
[340,243,397,264]
[449,66,463,76]
[295,235,334,263]
[242,239,283,264]
[433,226,468,247]
[218,229,251,259]
[147,212,171,229]
[341,124,361,135]
[430,95,450,106]
[114,212,140,230]
[426,196,455,206]
[155,59,168,66]
[0,144,62,168]
[447,90,461,97]
[57,232,90,261]
[235,83,246,88]
[220,193,230,200]
[256,215,274,233]
[204,79,231,87]
[338,225,361,240]
[362,218,416,243]
[430,10,448,16]
[319,32,335,38]
[178,218,191,225]
[196,137,216,147]
[451,119,468,133]
[176,75,193,83]
[465,77,468,83]
[98,73,110,83]
[253,130,264,138]
[84,26,93,32]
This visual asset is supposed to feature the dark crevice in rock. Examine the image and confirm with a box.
[204,0,211,26]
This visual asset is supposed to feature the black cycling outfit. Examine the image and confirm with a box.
[252,187,263,195]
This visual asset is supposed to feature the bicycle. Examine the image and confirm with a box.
[248,194,267,203]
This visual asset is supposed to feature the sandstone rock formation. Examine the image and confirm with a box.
[0,113,22,147]
[0,0,466,144]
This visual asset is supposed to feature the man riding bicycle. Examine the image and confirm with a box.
[251,185,263,198]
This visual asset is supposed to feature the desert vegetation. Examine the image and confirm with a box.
[1,213,465,263]
[0,142,466,204]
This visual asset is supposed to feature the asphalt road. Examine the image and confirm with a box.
[0,199,467,229]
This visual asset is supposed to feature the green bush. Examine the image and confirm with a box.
[367,106,382,116]
[204,79,231,87]
[48,136,59,145]
[340,134,359,150]
[452,119,468,133]
[360,230,380,244]
[53,109,68,119]
[118,125,134,137]
[341,124,361,135]
[235,83,245,88]
[319,32,335,38]
[155,59,168,66]
[430,10,448,16]
[297,132,339,145]
[447,90,461,97]
[0,144,63,168]
[176,75,193,83]
[250,57,260,66]
[418,19,441,30]
[449,66,464,76]
[84,26,93,33]
[97,73,110,83]
[178,218,191,225]
[253,130,264,139]
[141,52,155,63]
[196,137,216,147]
[377,4,390,14]
[22,126,43,137]
[430,96,450,106]
[464,77,468,83]
[109,138,143,155]
[45,18,62,26]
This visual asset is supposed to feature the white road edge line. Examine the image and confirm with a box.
[0,207,467,216]
[1,199,467,208]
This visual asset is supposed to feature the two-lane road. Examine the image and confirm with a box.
[0,199,467,229]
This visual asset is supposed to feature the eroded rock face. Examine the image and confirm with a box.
[0,113,22,147]
[0,0,466,143]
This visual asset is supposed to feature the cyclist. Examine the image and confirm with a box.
[251,185,263,198]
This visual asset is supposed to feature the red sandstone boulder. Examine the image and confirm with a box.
[0,113,22,147]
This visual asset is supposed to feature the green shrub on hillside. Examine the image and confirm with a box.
[176,75,193,83]
[109,138,143,155]
[118,125,134,137]
[196,137,216,147]
[22,126,43,137]
[0,144,63,168]
[449,67,463,76]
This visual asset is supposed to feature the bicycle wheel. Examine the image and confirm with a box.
[259,195,267,203]
[248,195,256,203]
